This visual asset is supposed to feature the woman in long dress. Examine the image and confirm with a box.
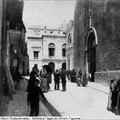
[40,68,48,93]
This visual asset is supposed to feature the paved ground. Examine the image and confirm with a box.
[5,79,52,116]
[44,80,120,119]
[4,76,120,119]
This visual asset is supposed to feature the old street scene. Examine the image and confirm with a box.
[1,0,120,119]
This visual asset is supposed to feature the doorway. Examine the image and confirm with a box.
[86,28,97,82]
[62,62,66,70]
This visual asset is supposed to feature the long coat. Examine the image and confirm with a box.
[27,76,46,104]
[60,70,66,83]
[54,72,60,83]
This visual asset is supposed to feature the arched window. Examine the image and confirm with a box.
[62,44,66,57]
[48,43,55,56]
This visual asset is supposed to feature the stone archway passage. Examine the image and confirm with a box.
[86,27,98,82]
[88,34,96,82]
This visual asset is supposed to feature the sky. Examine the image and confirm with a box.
[23,0,77,28]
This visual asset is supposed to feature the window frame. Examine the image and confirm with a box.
[62,44,66,57]
[48,43,55,57]
[33,51,39,59]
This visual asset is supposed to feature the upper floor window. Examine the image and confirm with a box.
[33,51,39,59]
[62,44,66,57]
[48,43,55,57]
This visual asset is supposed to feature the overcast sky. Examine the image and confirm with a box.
[23,0,76,28]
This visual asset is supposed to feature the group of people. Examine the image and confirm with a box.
[76,69,88,87]
[26,65,88,116]
[66,69,76,82]
[30,65,51,93]
[54,68,66,91]
[66,69,88,87]
[27,65,51,116]
[53,68,88,92]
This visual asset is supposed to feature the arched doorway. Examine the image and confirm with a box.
[48,62,55,72]
[62,62,66,70]
[86,27,98,82]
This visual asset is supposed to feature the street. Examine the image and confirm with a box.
[4,77,120,119]
[44,80,120,119]
[5,79,52,116]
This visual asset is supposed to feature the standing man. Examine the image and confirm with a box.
[54,69,60,90]
[27,71,46,116]
[60,68,66,91]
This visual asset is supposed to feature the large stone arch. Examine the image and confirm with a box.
[86,27,98,50]
[85,27,98,82]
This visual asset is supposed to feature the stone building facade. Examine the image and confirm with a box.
[66,20,74,70]
[74,0,120,85]
[0,0,29,115]
[26,22,67,72]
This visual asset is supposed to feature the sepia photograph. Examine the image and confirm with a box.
[0,0,120,119]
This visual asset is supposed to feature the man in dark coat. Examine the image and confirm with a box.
[54,69,60,90]
[71,69,76,82]
[27,71,46,116]
[60,68,66,91]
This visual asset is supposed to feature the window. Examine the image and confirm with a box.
[33,51,39,59]
[48,43,55,57]
[62,44,66,57]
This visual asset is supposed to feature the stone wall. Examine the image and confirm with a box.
[74,0,89,72]
[95,71,120,86]
[74,0,120,85]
